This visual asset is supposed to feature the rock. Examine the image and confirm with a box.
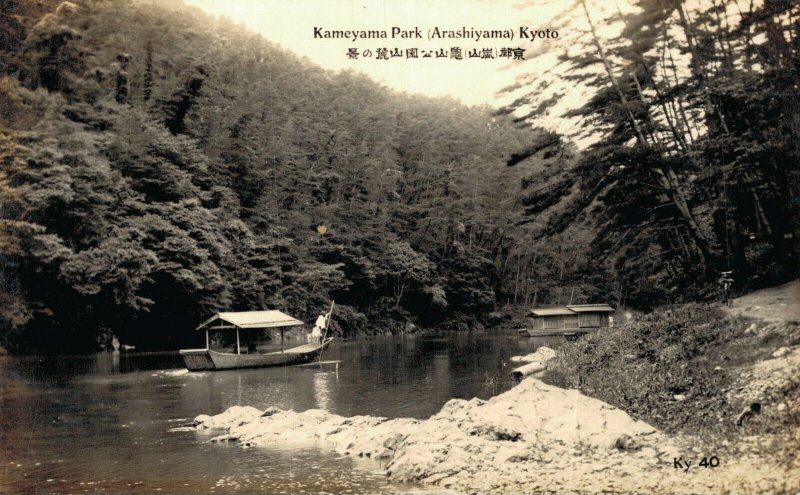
[613,434,640,451]
[735,403,761,426]
[772,347,790,358]
[714,366,722,371]
[777,403,787,412]
[193,414,212,428]
[673,394,686,401]
[465,422,522,442]
[375,449,394,460]
[209,434,238,443]
[509,347,557,364]
[639,447,658,458]
[383,433,405,451]
[745,323,757,334]
[197,379,669,494]
[261,407,281,417]
[194,406,262,429]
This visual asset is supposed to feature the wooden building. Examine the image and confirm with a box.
[519,304,615,337]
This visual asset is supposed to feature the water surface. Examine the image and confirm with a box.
[0,332,560,494]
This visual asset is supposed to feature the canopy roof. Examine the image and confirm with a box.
[566,304,615,313]
[197,311,304,330]
[530,308,576,316]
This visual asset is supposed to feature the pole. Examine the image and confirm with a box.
[236,327,240,355]
[205,329,209,350]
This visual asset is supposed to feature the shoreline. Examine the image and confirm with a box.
[195,288,800,494]
[194,377,798,494]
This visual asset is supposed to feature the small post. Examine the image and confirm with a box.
[236,327,241,355]
[281,327,284,353]
[205,329,209,350]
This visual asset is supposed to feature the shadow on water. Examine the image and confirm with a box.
[0,331,561,494]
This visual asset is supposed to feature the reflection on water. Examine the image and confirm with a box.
[0,332,558,494]
[313,371,334,411]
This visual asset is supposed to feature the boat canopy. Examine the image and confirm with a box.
[529,304,615,317]
[566,304,615,313]
[530,308,576,316]
[197,311,304,330]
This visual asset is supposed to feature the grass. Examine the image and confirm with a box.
[540,304,800,442]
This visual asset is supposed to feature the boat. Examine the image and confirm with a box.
[181,339,333,371]
[180,309,334,371]
[517,304,615,338]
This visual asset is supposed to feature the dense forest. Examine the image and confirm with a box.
[0,0,797,352]
[500,0,799,305]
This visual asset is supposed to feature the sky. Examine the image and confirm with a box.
[183,0,572,107]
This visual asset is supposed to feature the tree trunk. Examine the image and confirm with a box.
[674,0,729,134]
[581,0,647,145]
[583,0,711,270]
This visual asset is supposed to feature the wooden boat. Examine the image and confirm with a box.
[517,304,615,338]
[180,308,335,371]
[181,338,334,371]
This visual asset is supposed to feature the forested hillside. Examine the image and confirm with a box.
[0,0,549,351]
[499,0,799,306]
[0,0,797,352]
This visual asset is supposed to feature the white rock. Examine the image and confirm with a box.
[673,394,686,401]
[509,347,556,364]
[772,347,790,358]
[193,414,213,428]
[197,379,670,494]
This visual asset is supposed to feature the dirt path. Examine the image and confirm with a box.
[724,279,800,323]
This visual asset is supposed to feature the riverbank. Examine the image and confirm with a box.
[196,376,797,494]
[541,303,799,438]
[196,379,676,494]
[196,284,799,493]
[535,283,800,491]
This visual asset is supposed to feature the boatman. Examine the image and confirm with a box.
[310,313,326,343]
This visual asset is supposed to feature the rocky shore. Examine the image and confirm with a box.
[193,377,797,494]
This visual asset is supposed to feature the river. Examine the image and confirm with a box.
[0,332,561,494]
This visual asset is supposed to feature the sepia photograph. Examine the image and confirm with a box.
[0,0,798,493]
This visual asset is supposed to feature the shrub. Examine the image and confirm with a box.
[542,304,794,437]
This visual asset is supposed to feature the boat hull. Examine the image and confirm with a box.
[180,338,333,371]
[518,328,592,337]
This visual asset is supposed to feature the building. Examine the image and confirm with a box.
[522,304,615,336]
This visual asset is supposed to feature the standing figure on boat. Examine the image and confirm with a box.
[310,313,327,343]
